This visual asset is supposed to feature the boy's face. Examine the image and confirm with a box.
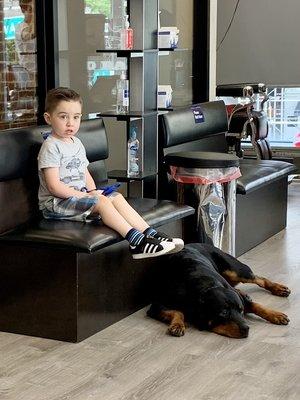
[44,100,82,141]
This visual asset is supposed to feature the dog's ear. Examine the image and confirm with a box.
[235,289,252,308]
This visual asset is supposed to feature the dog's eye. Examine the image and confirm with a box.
[219,309,229,318]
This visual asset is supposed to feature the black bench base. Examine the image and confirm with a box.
[0,219,182,342]
[236,176,288,256]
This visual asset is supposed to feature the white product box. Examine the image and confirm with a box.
[158,27,179,48]
[158,85,173,108]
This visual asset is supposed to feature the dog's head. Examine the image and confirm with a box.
[195,286,249,338]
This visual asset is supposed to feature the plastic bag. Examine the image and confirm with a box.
[170,165,241,184]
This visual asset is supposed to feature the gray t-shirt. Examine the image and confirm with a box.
[38,134,89,210]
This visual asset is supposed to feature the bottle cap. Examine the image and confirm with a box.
[120,70,127,80]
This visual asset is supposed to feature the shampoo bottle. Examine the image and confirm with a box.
[127,127,139,176]
[121,15,133,50]
[116,71,129,113]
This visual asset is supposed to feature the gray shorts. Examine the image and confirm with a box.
[42,196,100,222]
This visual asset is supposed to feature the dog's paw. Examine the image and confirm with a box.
[168,323,185,337]
[270,311,290,325]
[270,283,291,297]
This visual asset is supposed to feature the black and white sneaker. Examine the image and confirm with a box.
[130,237,175,259]
[151,231,184,254]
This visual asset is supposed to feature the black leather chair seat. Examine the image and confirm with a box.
[0,199,194,253]
[165,151,239,169]
[237,159,296,195]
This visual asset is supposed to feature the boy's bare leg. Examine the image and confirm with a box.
[92,195,133,237]
[108,193,150,232]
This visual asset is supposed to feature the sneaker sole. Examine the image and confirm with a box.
[167,238,185,254]
[132,243,175,259]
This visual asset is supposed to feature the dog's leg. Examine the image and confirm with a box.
[208,247,290,297]
[224,271,291,297]
[147,304,185,337]
[236,289,289,325]
[249,275,290,297]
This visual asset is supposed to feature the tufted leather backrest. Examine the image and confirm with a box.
[0,119,108,234]
[159,100,229,150]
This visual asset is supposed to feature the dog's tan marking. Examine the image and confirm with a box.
[252,276,291,297]
[222,270,240,286]
[223,270,291,297]
[249,302,289,325]
[159,310,185,337]
[211,321,247,339]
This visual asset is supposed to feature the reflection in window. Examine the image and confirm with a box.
[0,0,38,129]
[58,0,129,118]
[159,0,193,108]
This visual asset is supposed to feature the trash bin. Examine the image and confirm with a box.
[165,151,241,255]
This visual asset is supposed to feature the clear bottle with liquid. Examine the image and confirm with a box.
[104,17,112,49]
[116,71,129,113]
[127,127,139,176]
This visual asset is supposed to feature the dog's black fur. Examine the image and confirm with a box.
[147,243,290,338]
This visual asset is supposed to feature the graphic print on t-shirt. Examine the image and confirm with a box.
[59,148,86,190]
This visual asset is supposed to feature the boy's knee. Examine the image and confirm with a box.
[94,194,110,207]
[109,192,124,202]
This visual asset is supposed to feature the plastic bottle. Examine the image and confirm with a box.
[127,127,140,176]
[116,71,129,113]
[120,15,133,50]
[104,17,112,49]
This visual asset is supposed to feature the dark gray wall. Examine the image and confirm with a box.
[217,0,300,86]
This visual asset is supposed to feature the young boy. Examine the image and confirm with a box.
[38,87,184,259]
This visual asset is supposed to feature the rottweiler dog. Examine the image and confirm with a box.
[147,243,290,338]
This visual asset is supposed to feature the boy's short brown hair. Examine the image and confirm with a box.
[45,87,83,113]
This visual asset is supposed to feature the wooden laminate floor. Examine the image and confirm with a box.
[1,183,300,400]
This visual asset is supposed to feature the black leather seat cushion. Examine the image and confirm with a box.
[237,159,296,194]
[165,151,239,168]
[0,199,194,253]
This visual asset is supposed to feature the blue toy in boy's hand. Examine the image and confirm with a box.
[99,182,122,196]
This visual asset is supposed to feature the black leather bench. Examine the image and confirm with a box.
[158,101,296,256]
[0,119,194,342]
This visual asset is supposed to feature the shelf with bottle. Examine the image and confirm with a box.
[108,170,157,182]
[158,48,189,54]
[158,107,174,113]
[96,49,158,56]
[96,111,157,120]
[107,123,156,182]
[96,0,159,197]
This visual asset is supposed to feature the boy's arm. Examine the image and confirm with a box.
[85,168,97,192]
[43,167,90,199]
[85,168,103,195]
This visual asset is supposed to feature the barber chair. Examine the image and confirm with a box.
[216,83,271,160]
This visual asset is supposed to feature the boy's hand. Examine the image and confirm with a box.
[87,189,104,197]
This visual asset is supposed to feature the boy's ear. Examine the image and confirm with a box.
[44,112,51,125]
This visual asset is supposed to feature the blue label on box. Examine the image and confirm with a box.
[191,105,205,124]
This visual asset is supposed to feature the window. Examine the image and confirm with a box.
[0,0,38,129]
[159,0,194,108]
[267,87,300,147]
[58,0,130,118]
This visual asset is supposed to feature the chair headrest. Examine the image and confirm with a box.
[159,101,228,148]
